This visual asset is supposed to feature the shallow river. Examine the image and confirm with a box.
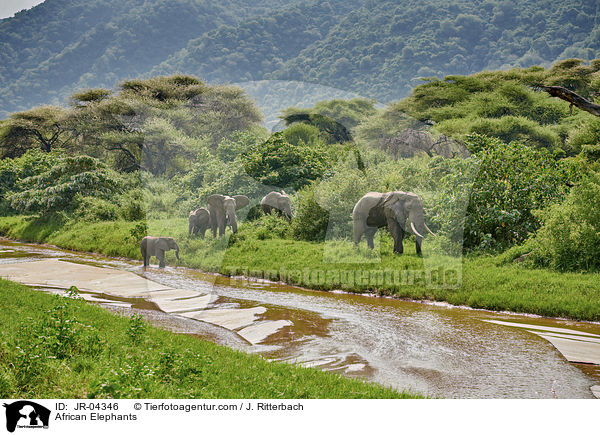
[1,239,599,398]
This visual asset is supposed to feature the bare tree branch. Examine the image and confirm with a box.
[540,85,600,117]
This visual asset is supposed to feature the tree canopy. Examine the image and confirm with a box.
[0,75,264,175]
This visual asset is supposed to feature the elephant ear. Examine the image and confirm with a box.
[381,192,400,207]
[382,192,407,218]
[208,194,226,210]
[156,238,169,251]
[233,195,250,210]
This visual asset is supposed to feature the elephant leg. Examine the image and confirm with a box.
[365,227,377,250]
[200,226,206,238]
[219,219,226,236]
[143,254,148,267]
[388,220,404,254]
[209,213,217,237]
[157,250,166,268]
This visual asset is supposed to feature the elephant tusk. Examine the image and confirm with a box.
[410,222,424,238]
[424,223,435,236]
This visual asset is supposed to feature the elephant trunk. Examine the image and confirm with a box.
[174,243,180,261]
[409,208,426,239]
[229,213,238,233]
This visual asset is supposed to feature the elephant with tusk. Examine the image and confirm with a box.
[352,191,434,255]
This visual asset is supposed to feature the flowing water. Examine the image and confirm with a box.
[1,239,599,398]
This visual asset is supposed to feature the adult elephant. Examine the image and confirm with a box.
[260,191,294,221]
[207,194,250,237]
[352,191,434,255]
[140,236,180,268]
[188,207,210,237]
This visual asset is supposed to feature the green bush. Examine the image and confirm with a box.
[291,183,330,241]
[468,116,559,149]
[0,149,60,214]
[243,132,329,190]
[9,155,125,216]
[567,118,600,155]
[529,171,600,271]
[118,190,146,221]
[74,196,120,222]
[238,213,292,241]
[464,135,569,251]
[282,123,324,147]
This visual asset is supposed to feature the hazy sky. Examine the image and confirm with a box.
[0,0,45,19]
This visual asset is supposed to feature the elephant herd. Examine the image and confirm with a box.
[188,191,294,238]
[141,191,294,268]
[142,190,433,268]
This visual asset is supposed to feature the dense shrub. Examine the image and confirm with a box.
[529,172,600,271]
[291,183,330,242]
[8,155,125,216]
[73,196,120,222]
[567,118,600,155]
[464,134,569,250]
[0,150,63,211]
[237,213,292,241]
[243,132,329,190]
[281,123,324,147]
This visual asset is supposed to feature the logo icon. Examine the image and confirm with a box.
[3,401,50,433]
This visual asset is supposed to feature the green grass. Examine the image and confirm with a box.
[0,279,418,398]
[1,215,600,321]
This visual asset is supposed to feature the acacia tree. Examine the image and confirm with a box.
[67,76,263,174]
[0,106,70,158]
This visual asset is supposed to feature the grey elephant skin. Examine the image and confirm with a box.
[140,236,180,268]
[189,207,210,237]
[207,194,250,236]
[260,191,294,221]
[352,191,433,255]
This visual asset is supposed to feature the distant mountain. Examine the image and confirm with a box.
[0,0,299,116]
[1,0,599,117]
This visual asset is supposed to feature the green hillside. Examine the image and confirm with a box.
[270,0,600,100]
[1,0,599,117]
[0,0,299,116]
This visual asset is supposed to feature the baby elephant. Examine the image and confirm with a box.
[140,236,180,268]
[189,207,210,237]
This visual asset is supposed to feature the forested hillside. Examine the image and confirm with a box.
[1,0,599,117]
[0,0,299,116]
[270,0,600,99]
